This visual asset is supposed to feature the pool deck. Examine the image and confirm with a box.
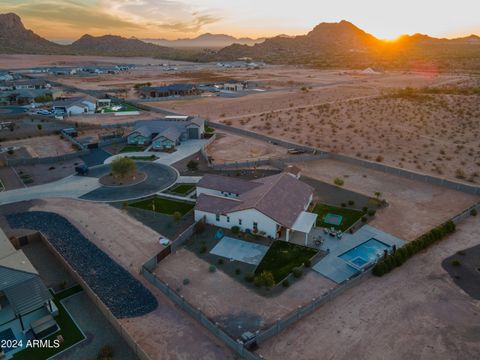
[312,225,405,284]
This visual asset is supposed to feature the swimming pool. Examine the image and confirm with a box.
[339,238,390,269]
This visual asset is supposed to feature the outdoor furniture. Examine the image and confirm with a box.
[31,314,59,340]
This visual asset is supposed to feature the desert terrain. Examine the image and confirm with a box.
[297,158,479,241]
[1,134,77,157]
[256,215,480,360]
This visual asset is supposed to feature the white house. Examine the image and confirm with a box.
[194,172,318,243]
[52,96,96,116]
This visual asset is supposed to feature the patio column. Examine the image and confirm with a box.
[286,229,290,242]
[305,232,308,246]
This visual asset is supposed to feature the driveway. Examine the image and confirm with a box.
[103,140,208,166]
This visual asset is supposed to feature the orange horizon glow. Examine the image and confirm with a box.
[2,0,479,42]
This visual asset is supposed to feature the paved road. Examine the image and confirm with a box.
[0,175,100,205]
[80,162,177,202]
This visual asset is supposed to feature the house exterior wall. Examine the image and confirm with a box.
[67,105,87,115]
[195,208,279,238]
[152,137,176,150]
[127,133,149,145]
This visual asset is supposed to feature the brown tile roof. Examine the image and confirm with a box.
[197,173,261,195]
[195,172,314,228]
[195,193,240,214]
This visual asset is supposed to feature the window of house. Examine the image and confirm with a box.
[216,214,220,222]
[227,216,230,223]
[253,222,258,229]
[239,219,242,225]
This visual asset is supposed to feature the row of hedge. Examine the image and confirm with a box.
[372,220,456,276]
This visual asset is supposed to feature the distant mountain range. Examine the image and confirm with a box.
[0,13,196,60]
[143,33,266,48]
[1,13,479,70]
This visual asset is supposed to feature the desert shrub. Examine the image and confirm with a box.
[199,245,207,254]
[173,211,182,221]
[217,258,224,265]
[292,267,302,278]
[334,177,344,186]
[235,268,241,275]
[231,225,240,234]
[304,259,311,268]
[348,200,355,206]
[245,272,255,282]
[361,216,368,223]
[341,203,346,208]
[471,208,478,216]
[256,271,275,288]
[183,278,190,285]
[209,265,216,273]
[187,160,199,171]
[367,209,376,217]
[97,345,113,360]
[282,279,290,287]
[451,259,461,267]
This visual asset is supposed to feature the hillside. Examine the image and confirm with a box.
[0,13,198,60]
[0,13,65,54]
[143,33,265,48]
[209,21,480,70]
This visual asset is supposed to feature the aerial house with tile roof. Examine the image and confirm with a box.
[194,171,318,243]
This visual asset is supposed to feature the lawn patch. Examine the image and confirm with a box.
[12,287,84,360]
[169,183,195,195]
[313,203,364,231]
[129,196,194,216]
[119,145,146,153]
[255,241,317,283]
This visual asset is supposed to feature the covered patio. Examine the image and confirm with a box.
[281,211,318,246]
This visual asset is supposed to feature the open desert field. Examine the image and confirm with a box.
[256,215,480,360]
[1,135,76,157]
[297,159,479,241]
[206,130,290,163]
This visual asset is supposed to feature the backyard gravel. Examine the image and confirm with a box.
[7,211,158,318]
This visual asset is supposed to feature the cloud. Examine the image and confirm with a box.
[1,0,222,39]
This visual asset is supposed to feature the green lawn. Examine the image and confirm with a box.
[119,145,146,153]
[127,155,157,161]
[129,196,194,216]
[255,241,317,283]
[169,183,195,195]
[103,103,139,113]
[313,203,364,231]
[13,285,84,360]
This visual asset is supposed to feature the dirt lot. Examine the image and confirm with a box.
[63,111,159,126]
[155,248,335,336]
[145,68,479,183]
[1,135,76,157]
[296,159,479,241]
[256,215,480,360]
[206,130,289,163]
[16,198,234,360]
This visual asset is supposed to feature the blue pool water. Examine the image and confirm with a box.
[339,238,390,269]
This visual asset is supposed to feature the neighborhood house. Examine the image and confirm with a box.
[194,171,318,241]
[0,228,59,352]
[127,116,205,150]
[139,84,201,98]
[52,96,96,116]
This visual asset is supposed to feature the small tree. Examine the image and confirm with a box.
[37,124,43,131]
[187,160,199,171]
[374,191,382,199]
[110,157,136,178]
[173,211,182,221]
[334,177,344,186]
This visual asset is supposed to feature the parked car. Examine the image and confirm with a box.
[75,164,89,176]
[36,109,51,115]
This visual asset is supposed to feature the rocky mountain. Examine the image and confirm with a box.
[0,13,195,60]
[143,33,265,48]
[208,20,480,70]
[0,13,65,54]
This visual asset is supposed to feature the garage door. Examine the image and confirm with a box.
[188,127,199,139]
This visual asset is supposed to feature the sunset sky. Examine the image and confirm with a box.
[3,0,480,42]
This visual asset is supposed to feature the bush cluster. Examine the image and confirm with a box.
[373,220,456,277]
